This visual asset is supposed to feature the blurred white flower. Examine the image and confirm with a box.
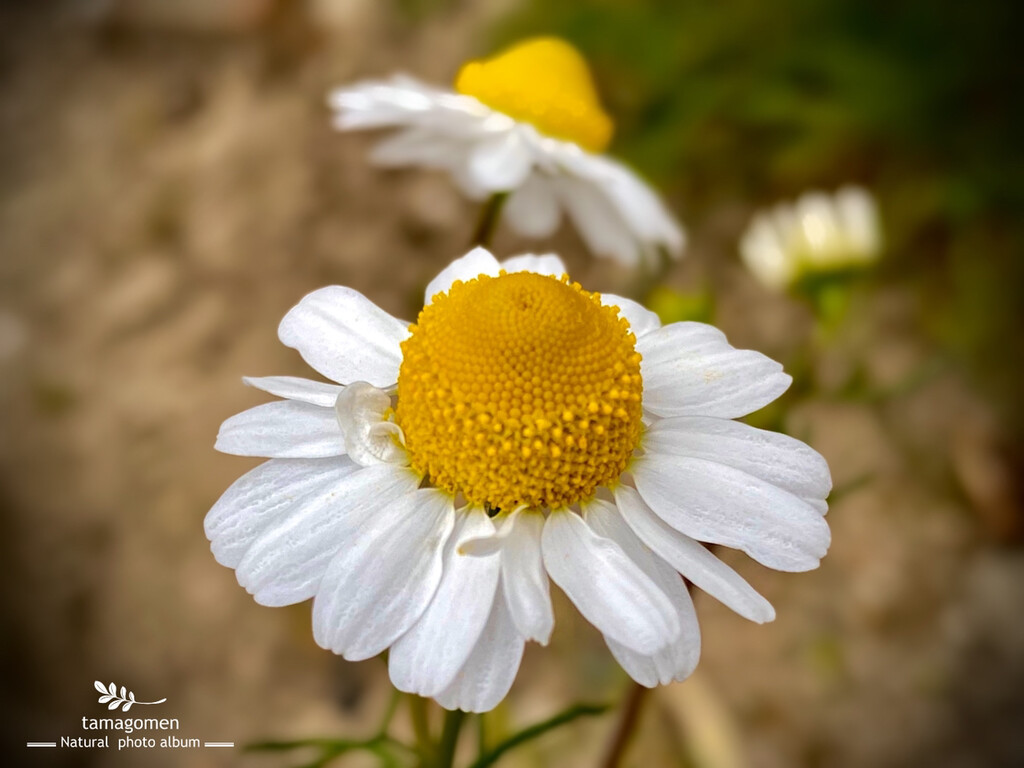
[328,37,684,267]
[740,186,882,290]
[206,247,831,712]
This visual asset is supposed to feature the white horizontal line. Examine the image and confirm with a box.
[27,743,57,747]
[204,743,235,748]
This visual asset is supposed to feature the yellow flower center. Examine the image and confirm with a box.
[454,37,614,153]
[396,272,643,510]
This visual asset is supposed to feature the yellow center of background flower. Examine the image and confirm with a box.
[454,37,614,153]
[397,272,642,510]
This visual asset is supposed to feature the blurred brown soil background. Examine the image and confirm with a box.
[1,2,1023,767]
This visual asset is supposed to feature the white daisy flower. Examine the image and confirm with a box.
[206,247,831,712]
[328,37,684,267]
[739,185,882,290]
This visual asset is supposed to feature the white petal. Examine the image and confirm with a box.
[559,152,685,262]
[457,522,513,556]
[584,501,700,686]
[633,453,831,572]
[334,381,408,466]
[503,176,561,238]
[235,463,419,606]
[579,155,685,258]
[836,185,881,257]
[215,401,344,458]
[457,509,553,644]
[499,253,567,277]
[243,376,343,408]
[639,322,792,419]
[389,508,502,696]
[369,126,453,167]
[278,286,409,388]
[328,78,440,130]
[424,247,501,305]
[600,293,661,338]
[541,510,680,655]
[643,416,831,501]
[434,583,525,712]
[740,213,795,290]
[614,485,775,623]
[498,510,554,644]
[328,77,487,133]
[803,497,829,515]
[206,458,346,568]
[556,176,639,266]
[312,488,454,660]
[795,191,842,266]
[467,131,533,192]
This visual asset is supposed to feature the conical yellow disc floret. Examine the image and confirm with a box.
[396,272,642,510]
[455,37,614,153]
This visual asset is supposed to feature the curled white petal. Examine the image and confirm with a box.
[334,381,408,467]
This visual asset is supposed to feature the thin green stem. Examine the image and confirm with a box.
[470,192,508,248]
[246,688,415,767]
[599,682,649,768]
[476,711,487,758]
[437,710,467,768]
[377,687,401,737]
[467,703,610,768]
[408,695,433,759]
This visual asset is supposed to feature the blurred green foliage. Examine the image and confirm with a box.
[646,285,714,326]
[481,0,1024,433]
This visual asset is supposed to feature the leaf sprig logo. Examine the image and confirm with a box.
[93,681,167,713]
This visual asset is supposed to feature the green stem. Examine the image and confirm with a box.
[246,689,414,767]
[409,695,433,759]
[437,710,467,768]
[471,193,508,248]
[599,682,649,768]
[377,688,401,737]
[476,712,487,758]
[467,703,610,768]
